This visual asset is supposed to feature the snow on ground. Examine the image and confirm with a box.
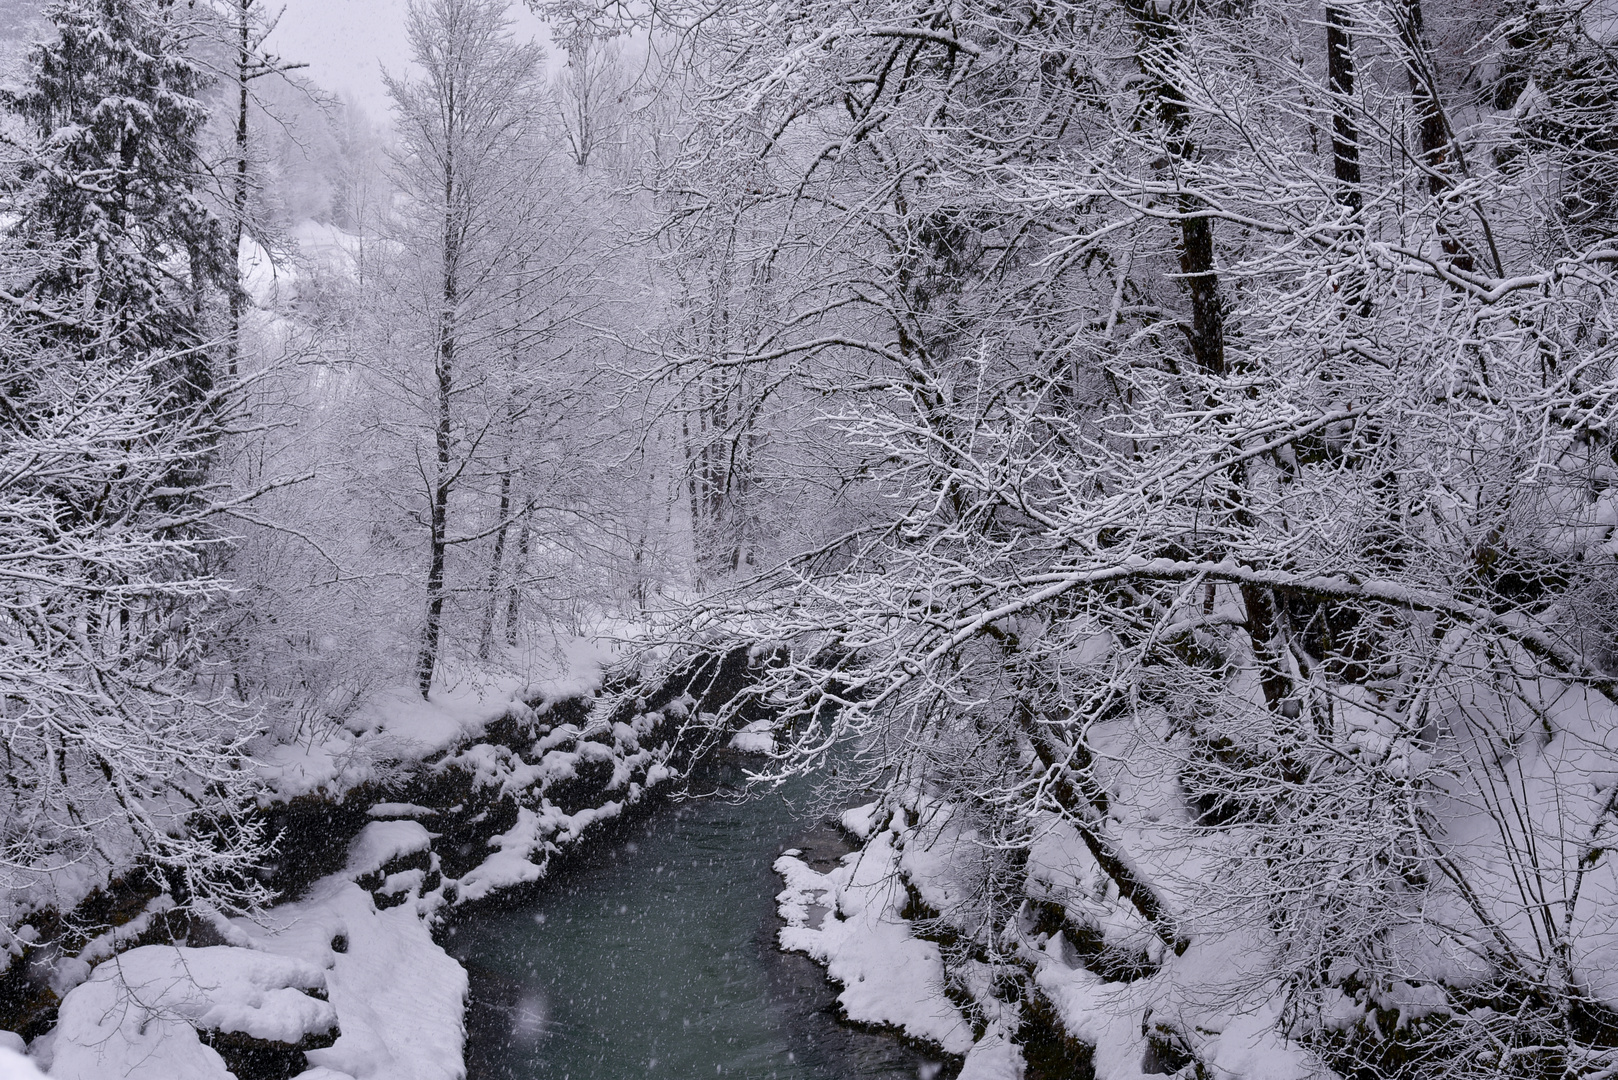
[257,636,612,801]
[775,827,978,1058]
[340,684,519,762]
[456,807,555,902]
[1031,944,1321,1080]
[37,809,466,1080]
[958,1024,1024,1080]
[253,724,373,804]
[240,880,466,1080]
[447,694,674,903]
[251,684,513,801]
[231,819,467,1080]
[40,894,180,999]
[43,946,335,1080]
[0,1046,46,1080]
[522,636,616,705]
[0,842,144,955]
[840,802,881,839]
[288,221,364,277]
[1000,808,1321,1080]
[240,237,292,308]
[779,796,1333,1080]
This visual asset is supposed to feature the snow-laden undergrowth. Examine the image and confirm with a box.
[775,664,1618,1080]
[777,795,1321,1080]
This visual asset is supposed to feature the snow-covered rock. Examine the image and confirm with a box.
[47,945,335,1080]
[729,719,776,753]
[241,880,467,1080]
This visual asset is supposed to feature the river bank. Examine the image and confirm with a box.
[5,646,977,1080]
[6,645,732,1080]
[447,758,957,1080]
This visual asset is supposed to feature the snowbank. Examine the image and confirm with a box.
[257,637,613,802]
[46,946,335,1080]
[778,794,1333,1080]
[0,1046,46,1080]
[258,686,519,800]
[241,880,466,1080]
[775,828,980,1061]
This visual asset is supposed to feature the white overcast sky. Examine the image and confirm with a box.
[266,0,553,120]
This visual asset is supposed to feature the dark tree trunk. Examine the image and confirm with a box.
[1395,0,1483,273]
[1326,5,1361,208]
[1127,0,1297,709]
[416,117,459,698]
[1127,0,1226,376]
[478,468,512,659]
[505,510,529,647]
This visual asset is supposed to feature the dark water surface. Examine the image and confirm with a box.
[445,766,953,1080]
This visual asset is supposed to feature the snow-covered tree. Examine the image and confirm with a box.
[0,238,267,930]
[3,0,233,379]
[0,0,272,933]
[553,36,628,172]
[373,0,642,693]
[210,0,305,375]
[385,0,549,694]
[581,0,1618,1071]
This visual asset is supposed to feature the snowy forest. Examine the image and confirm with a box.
[0,0,1617,1073]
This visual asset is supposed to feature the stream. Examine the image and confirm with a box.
[444,760,957,1080]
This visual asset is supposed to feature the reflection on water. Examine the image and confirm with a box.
[445,764,956,1080]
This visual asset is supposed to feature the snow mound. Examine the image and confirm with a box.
[0,1046,45,1080]
[241,879,467,1080]
[367,803,436,819]
[456,807,551,902]
[342,686,512,759]
[840,802,882,839]
[346,820,433,878]
[728,719,775,753]
[775,832,975,1055]
[48,945,335,1080]
[456,797,629,903]
[526,636,615,704]
[959,1024,1025,1080]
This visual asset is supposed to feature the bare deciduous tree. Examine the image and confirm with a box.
[386,0,546,695]
[573,0,1618,1069]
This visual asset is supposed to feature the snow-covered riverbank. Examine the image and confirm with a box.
[774,790,1329,1080]
[10,645,758,1080]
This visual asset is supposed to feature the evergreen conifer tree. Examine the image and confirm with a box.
[0,0,266,923]
[3,0,234,403]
